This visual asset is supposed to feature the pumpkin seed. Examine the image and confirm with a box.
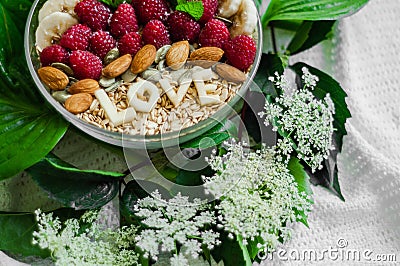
[121,69,137,83]
[105,80,123,92]
[155,45,171,63]
[68,76,79,84]
[157,59,166,72]
[141,68,162,81]
[52,90,71,103]
[51,62,74,76]
[99,77,116,87]
[103,48,120,65]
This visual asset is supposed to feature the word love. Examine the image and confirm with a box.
[95,68,222,126]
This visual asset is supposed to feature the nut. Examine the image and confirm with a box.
[189,47,224,62]
[130,44,157,74]
[166,40,190,70]
[68,79,100,94]
[102,54,132,78]
[213,63,247,83]
[37,66,69,90]
[65,93,93,114]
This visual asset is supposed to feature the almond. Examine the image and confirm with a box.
[65,93,93,114]
[102,54,132,78]
[37,66,69,91]
[130,44,157,74]
[189,47,224,62]
[213,63,247,84]
[166,40,189,70]
[68,79,100,94]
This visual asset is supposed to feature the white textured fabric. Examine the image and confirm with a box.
[259,0,400,265]
[1,0,400,265]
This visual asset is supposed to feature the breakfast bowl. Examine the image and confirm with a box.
[25,0,262,149]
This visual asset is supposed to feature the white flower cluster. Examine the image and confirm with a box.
[259,67,335,171]
[133,191,220,264]
[32,209,139,266]
[204,142,312,252]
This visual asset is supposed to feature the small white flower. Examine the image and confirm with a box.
[260,70,335,171]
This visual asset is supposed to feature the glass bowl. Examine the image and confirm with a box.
[25,0,263,149]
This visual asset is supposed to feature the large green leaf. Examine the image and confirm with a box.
[287,20,336,55]
[27,153,124,210]
[0,1,69,180]
[262,0,369,26]
[0,208,84,258]
[287,157,313,227]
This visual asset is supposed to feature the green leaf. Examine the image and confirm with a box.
[253,53,284,96]
[287,20,336,55]
[120,180,171,224]
[180,120,236,149]
[175,166,213,186]
[26,153,124,210]
[0,1,69,180]
[237,235,252,266]
[287,157,313,227]
[0,208,84,258]
[211,231,247,266]
[304,133,345,201]
[176,1,204,21]
[262,0,369,26]
[290,63,349,200]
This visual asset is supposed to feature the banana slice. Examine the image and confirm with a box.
[38,0,80,22]
[229,0,258,37]
[218,0,242,18]
[35,12,78,51]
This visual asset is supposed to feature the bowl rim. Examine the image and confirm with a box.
[24,0,263,149]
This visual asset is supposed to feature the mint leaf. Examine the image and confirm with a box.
[176,1,204,21]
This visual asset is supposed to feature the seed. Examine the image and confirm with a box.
[155,45,171,64]
[52,90,71,103]
[51,62,74,76]
[99,77,116,88]
[104,48,120,65]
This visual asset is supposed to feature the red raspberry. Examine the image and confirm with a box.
[74,0,111,31]
[89,31,116,59]
[69,50,102,80]
[118,32,143,56]
[132,0,170,25]
[40,45,69,66]
[198,19,230,48]
[167,11,200,43]
[110,3,138,38]
[59,24,92,51]
[191,0,218,24]
[142,20,170,49]
[224,35,256,72]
